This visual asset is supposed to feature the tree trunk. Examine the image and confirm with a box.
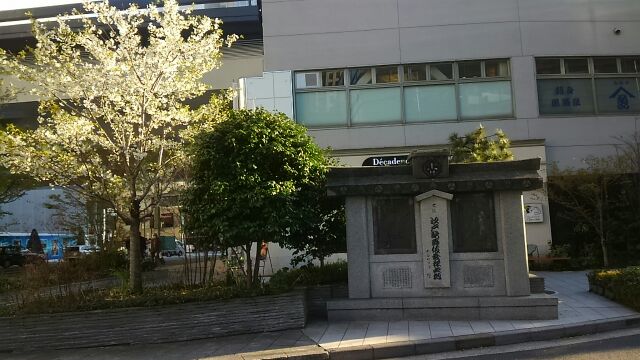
[252,241,261,286]
[597,181,609,268]
[244,243,252,287]
[600,233,609,268]
[129,202,143,293]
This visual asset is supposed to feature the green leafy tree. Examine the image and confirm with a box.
[549,157,623,268]
[283,189,346,267]
[449,125,513,163]
[182,108,330,286]
[549,132,640,268]
[0,0,236,293]
[0,68,31,225]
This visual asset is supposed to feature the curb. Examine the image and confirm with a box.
[323,315,640,360]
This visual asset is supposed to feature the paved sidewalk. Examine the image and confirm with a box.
[5,271,639,360]
[303,271,639,352]
[4,329,326,360]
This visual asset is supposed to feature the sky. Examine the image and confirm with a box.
[0,1,84,12]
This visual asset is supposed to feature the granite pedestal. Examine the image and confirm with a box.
[326,151,558,320]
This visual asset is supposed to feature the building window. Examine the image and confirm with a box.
[373,197,417,255]
[375,66,400,83]
[459,81,513,119]
[536,56,640,116]
[404,85,456,122]
[295,91,348,127]
[294,59,512,127]
[350,68,373,85]
[350,88,402,124]
[451,192,497,253]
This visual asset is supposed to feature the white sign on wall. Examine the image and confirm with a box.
[416,190,452,288]
[524,203,544,223]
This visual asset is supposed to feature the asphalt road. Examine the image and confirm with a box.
[471,334,640,360]
[398,328,640,360]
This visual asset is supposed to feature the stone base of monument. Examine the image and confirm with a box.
[326,294,558,321]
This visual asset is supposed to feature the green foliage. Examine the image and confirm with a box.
[548,150,639,268]
[449,125,513,163]
[268,261,348,292]
[588,266,640,311]
[182,108,331,283]
[0,0,236,293]
[283,190,346,267]
[0,281,272,316]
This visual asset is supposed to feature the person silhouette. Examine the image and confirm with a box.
[26,229,43,254]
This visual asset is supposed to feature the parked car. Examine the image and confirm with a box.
[0,246,25,268]
[22,250,46,265]
[79,245,99,254]
[64,246,81,261]
[161,241,184,257]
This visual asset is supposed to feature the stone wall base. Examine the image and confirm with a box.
[327,294,558,321]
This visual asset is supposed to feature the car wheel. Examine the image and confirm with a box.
[178,251,183,257]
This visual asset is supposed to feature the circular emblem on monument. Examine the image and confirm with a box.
[422,157,442,178]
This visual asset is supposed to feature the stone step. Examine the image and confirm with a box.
[529,273,545,294]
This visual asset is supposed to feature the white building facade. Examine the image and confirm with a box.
[239,0,640,256]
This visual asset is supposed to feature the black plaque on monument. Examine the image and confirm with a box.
[408,149,450,179]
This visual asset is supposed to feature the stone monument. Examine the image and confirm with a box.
[325,150,558,320]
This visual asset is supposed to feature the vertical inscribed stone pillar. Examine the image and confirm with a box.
[416,190,453,288]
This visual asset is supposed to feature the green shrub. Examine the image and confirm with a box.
[268,261,347,291]
[588,266,640,311]
[0,276,20,294]
[0,281,274,316]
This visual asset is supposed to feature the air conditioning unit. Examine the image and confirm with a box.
[295,72,322,89]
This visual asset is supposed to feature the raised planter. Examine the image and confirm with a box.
[0,290,306,352]
[306,284,348,319]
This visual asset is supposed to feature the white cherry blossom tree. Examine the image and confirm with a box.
[0,0,236,292]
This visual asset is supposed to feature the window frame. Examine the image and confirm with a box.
[293,59,513,128]
[536,56,640,117]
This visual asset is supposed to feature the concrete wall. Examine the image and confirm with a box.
[238,70,294,118]
[0,291,306,352]
[258,0,640,169]
[262,0,640,70]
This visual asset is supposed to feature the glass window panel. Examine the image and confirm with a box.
[322,70,344,86]
[350,68,373,85]
[404,85,457,122]
[593,58,619,74]
[404,64,427,82]
[430,63,453,80]
[295,91,348,127]
[451,193,497,253]
[458,61,482,79]
[536,58,561,75]
[459,81,513,119]
[294,72,321,89]
[373,197,416,255]
[485,59,510,77]
[595,78,640,113]
[376,66,399,83]
[350,88,402,124]
[537,79,595,115]
[621,58,639,73]
[564,58,589,74]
